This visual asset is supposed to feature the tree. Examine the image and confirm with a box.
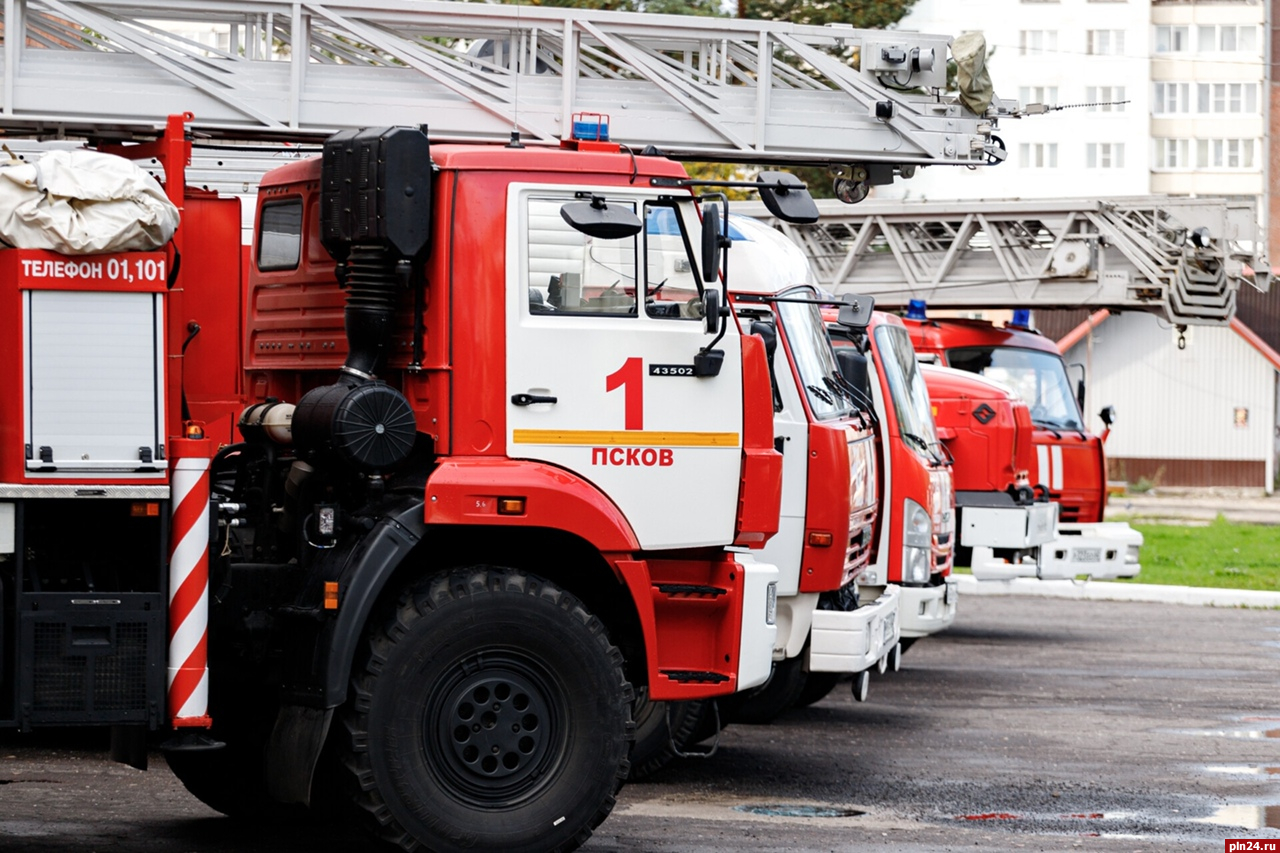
[740,0,916,30]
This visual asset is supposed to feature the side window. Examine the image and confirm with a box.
[643,205,701,321]
[526,196,637,316]
[257,200,303,271]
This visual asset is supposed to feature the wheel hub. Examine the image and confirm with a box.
[434,662,557,800]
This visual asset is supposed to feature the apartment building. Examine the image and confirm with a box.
[880,0,1267,210]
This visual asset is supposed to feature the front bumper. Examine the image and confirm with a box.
[898,577,958,639]
[735,555,781,691]
[806,584,901,674]
[1036,522,1143,580]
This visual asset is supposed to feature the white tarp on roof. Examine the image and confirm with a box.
[0,149,179,253]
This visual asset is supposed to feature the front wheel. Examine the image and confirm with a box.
[340,568,632,853]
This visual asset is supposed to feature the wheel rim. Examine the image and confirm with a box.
[428,651,565,807]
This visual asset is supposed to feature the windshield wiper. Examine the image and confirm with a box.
[822,374,856,405]
[827,371,879,424]
[902,431,945,466]
[807,384,834,405]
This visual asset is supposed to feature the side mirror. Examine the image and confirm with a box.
[835,349,871,401]
[756,171,819,224]
[701,287,721,335]
[701,203,722,283]
[560,196,643,240]
[837,293,875,330]
[1069,362,1086,412]
[750,319,777,359]
[1099,405,1116,427]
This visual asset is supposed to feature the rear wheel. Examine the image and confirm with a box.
[627,697,708,780]
[720,654,808,725]
[164,695,277,818]
[793,672,840,708]
[340,567,632,853]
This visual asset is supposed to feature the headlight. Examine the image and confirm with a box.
[903,498,931,548]
[902,543,931,584]
[928,470,954,536]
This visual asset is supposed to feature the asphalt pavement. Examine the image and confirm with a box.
[2,595,1278,853]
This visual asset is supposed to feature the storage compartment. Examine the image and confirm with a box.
[24,289,165,475]
[19,593,164,726]
[20,499,165,594]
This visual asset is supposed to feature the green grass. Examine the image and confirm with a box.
[1109,515,1280,592]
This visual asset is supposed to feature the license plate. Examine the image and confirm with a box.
[943,583,955,606]
[882,612,896,643]
[1072,548,1102,564]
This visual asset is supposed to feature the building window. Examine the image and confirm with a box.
[1019,142,1059,168]
[1154,25,1189,53]
[1154,139,1191,170]
[1085,85,1126,111]
[1086,29,1125,55]
[1196,82,1259,114]
[1018,85,1059,106]
[1086,143,1125,169]
[1019,30,1058,55]
[1153,82,1191,115]
[1198,24,1259,53]
[1196,139,1256,169]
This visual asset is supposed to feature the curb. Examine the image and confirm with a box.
[955,574,1280,609]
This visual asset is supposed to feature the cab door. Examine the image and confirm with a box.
[505,185,743,550]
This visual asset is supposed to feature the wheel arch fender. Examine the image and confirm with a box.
[321,498,428,708]
[265,497,427,806]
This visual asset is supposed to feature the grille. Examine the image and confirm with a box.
[20,595,163,726]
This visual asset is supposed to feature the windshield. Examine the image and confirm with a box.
[873,324,939,454]
[774,288,856,422]
[946,346,1084,430]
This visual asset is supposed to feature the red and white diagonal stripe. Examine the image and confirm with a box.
[168,441,212,726]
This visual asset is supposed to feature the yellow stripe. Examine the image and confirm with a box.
[512,429,740,447]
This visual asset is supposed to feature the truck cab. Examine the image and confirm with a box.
[920,364,1059,580]
[724,215,898,715]
[832,313,958,644]
[906,314,1141,579]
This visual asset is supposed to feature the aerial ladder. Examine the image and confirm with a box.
[739,196,1269,327]
[0,0,1009,174]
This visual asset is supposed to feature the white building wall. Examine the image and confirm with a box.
[880,0,1152,201]
[1062,312,1275,474]
[1148,2,1266,197]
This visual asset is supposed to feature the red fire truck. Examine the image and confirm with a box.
[907,313,1141,578]
[1,114,793,852]
[920,364,1061,578]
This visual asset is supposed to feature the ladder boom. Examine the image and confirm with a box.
[740,197,1269,327]
[0,0,1005,177]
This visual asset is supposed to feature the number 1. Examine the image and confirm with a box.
[606,357,644,430]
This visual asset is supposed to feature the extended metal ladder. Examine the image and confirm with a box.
[0,0,1006,180]
[739,197,1269,326]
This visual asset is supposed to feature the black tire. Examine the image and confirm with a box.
[164,712,276,818]
[899,636,918,653]
[164,651,283,818]
[793,672,840,708]
[720,655,808,725]
[340,567,633,853]
[627,698,708,780]
[681,699,725,748]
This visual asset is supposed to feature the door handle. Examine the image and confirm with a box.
[512,393,558,406]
